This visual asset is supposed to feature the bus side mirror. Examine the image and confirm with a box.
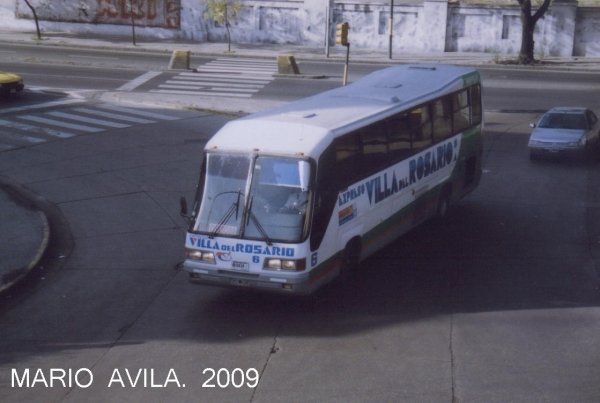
[180,196,189,217]
[529,123,536,128]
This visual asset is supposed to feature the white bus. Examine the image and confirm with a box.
[180,64,482,295]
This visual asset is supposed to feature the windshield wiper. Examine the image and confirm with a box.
[246,196,273,245]
[209,190,242,238]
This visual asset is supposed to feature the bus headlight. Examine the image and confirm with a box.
[264,258,306,271]
[185,249,216,264]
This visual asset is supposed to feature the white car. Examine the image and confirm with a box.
[528,107,600,160]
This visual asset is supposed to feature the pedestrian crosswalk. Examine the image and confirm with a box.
[0,103,181,151]
[151,57,277,98]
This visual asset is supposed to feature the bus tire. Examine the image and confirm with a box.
[436,188,451,221]
[341,238,361,280]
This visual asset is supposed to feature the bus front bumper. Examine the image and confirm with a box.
[182,260,316,295]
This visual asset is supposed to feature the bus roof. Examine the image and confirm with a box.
[205,64,480,158]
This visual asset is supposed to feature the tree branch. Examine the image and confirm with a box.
[532,0,552,24]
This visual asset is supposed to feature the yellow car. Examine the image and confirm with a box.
[0,71,24,97]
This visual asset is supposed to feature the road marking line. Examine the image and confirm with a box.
[177,73,270,83]
[196,67,274,75]
[215,57,274,64]
[47,111,130,128]
[207,63,277,70]
[208,87,258,93]
[18,115,104,133]
[159,84,206,90]
[149,89,252,98]
[0,119,74,138]
[166,80,264,89]
[158,84,257,93]
[117,71,162,91]
[96,104,179,121]
[73,107,155,124]
[0,99,85,115]
[211,60,275,65]
[0,127,46,143]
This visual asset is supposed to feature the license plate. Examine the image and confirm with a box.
[231,261,249,271]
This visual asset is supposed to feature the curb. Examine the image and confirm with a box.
[98,91,283,115]
[0,178,51,294]
[0,211,49,294]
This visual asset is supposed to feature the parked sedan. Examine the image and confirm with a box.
[528,107,600,160]
[0,71,24,97]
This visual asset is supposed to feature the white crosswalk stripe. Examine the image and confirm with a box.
[18,115,105,133]
[151,57,277,98]
[47,111,130,128]
[0,118,74,139]
[0,103,181,151]
[72,107,155,124]
[96,104,180,121]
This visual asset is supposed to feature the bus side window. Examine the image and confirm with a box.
[470,85,482,125]
[360,124,388,175]
[192,155,207,217]
[387,114,412,163]
[409,106,432,152]
[310,148,337,251]
[432,96,453,142]
[452,90,471,134]
[334,133,361,188]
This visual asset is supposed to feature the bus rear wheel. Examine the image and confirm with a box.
[436,189,451,220]
[340,238,361,280]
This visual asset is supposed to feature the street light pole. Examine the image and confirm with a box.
[388,0,394,59]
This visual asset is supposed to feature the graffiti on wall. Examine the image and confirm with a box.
[15,0,181,29]
[95,0,181,28]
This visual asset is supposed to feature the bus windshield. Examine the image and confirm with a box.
[194,153,311,243]
[194,154,250,237]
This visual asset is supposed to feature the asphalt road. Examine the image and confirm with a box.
[3,42,600,112]
[1,45,600,401]
[0,102,599,401]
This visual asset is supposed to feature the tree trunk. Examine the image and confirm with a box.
[23,0,41,40]
[519,13,535,64]
[130,1,137,46]
[225,5,231,53]
[517,0,552,65]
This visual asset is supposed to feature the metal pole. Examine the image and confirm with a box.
[343,43,350,86]
[388,0,394,59]
[325,6,330,58]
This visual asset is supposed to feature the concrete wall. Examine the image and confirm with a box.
[5,0,197,40]
[2,0,599,56]
[574,6,600,56]
[446,5,523,54]
[14,0,182,28]
[206,0,306,44]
